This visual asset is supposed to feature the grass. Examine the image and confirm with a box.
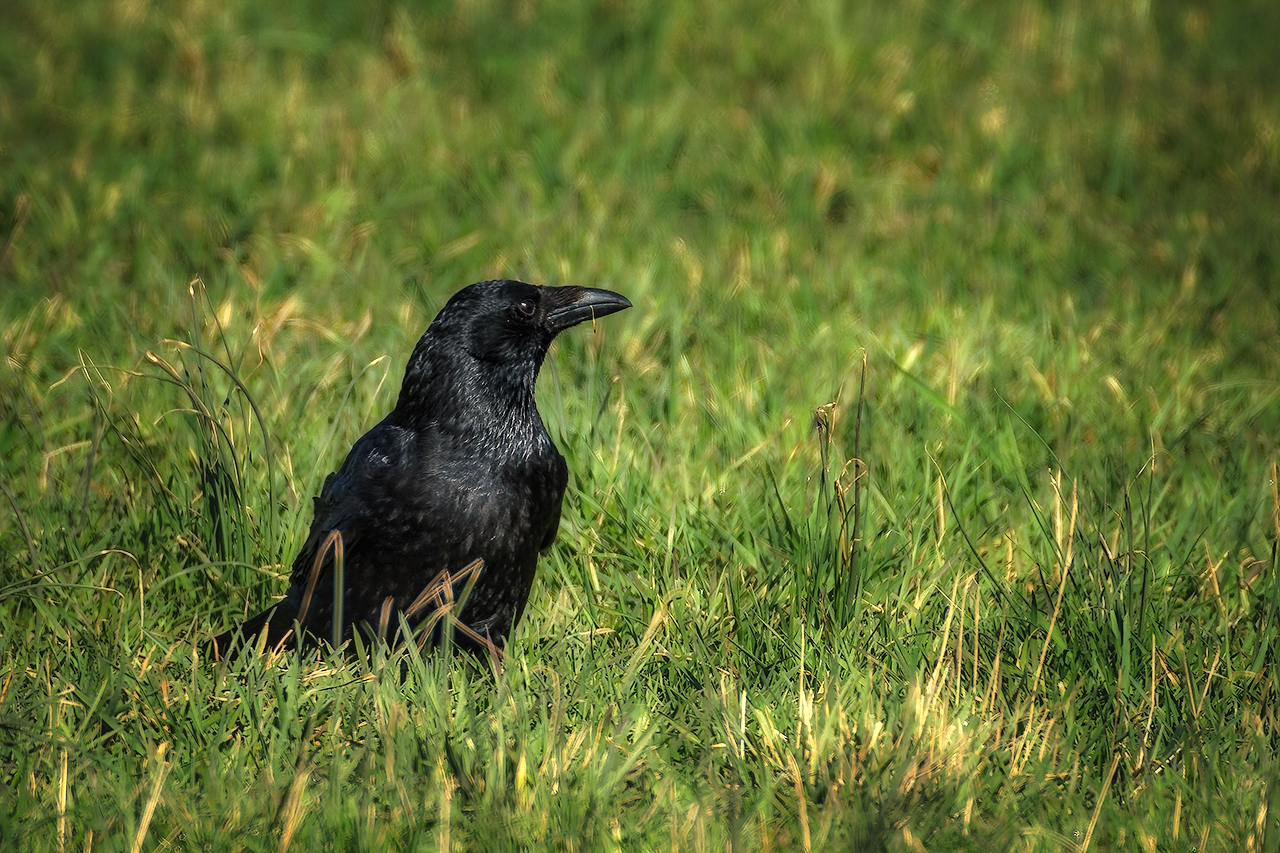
[2,0,1279,849]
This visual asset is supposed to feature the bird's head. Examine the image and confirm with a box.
[396,280,632,421]
[438,280,631,366]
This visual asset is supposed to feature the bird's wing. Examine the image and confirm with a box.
[287,418,408,588]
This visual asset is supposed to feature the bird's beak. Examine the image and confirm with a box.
[545,287,632,334]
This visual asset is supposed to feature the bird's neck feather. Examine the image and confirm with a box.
[392,352,547,448]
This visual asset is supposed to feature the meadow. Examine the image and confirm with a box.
[2,0,1278,849]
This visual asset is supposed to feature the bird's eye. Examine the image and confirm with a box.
[516,300,536,318]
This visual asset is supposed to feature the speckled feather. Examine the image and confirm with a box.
[212,280,630,658]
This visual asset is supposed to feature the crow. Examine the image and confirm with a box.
[211,279,631,660]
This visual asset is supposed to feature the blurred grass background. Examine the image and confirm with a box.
[2,0,1279,850]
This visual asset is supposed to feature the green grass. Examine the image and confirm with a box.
[3,0,1279,849]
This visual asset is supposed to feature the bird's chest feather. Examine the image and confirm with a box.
[368,438,564,565]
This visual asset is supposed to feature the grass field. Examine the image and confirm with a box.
[3,0,1279,849]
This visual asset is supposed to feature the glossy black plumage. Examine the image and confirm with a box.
[211,280,631,659]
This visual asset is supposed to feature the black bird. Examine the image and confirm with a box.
[211,280,631,659]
